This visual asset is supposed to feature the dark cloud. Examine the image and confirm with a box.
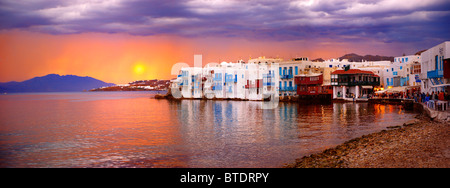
[0,0,449,44]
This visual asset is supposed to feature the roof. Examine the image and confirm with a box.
[331,69,375,75]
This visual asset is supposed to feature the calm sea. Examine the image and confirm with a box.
[0,92,418,168]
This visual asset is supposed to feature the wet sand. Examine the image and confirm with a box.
[285,114,450,168]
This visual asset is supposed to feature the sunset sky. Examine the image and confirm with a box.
[1,0,449,84]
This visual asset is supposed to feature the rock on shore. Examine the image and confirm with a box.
[285,115,449,168]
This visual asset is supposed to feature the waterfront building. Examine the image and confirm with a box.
[419,41,450,94]
[323,58,350,68]
[331,69,380,101]
[246,57,282,100]
[278,57,328,97]
[382,54,421,89]
[177,67,203,98]
[323,58,389,91]
[172,58,279,100]
[323,59,391,70]
[294,73,333,99]
[410,58,422,87]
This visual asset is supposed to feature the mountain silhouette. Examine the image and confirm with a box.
[0,74,115,92]
[339,53,394,62]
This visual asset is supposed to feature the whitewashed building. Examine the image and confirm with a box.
[381,55,421,89]
[172,59,279,101]
[277,57,328,96]
[420,41,450,94]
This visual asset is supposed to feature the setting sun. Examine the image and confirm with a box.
[133,64,146,75]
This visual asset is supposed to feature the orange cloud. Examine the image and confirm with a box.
[0,30,405,84]
[0,30,190,83]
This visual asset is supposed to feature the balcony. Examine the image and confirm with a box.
[225,74,234,83]
[280,86,295,92]
[263,82,274,86]
[281,74,293,79]
[295,75,323,86]
[427,70,443,78]
[338,80,380,86]
[286,86,295,91]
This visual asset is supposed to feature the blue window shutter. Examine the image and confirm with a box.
[435,55,439,70]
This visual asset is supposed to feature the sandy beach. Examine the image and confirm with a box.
[285,114,449,168]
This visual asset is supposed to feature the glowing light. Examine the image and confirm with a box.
[133,63,146,75]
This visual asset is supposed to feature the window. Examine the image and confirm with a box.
[392,68,394,71]
[400,66,402,70]
[295,66,298,75]
[279,67,282,75]
[435,55,439,70]
[413,65,421,74]
[405,57,408,62]
[329,65,333,68]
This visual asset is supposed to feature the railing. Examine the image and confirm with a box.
[296,80,322,85]
[427,70,443,78]
[338,81,380,86]
[280,87,295,92]
[281,74,293,79]
[263,82,273,86]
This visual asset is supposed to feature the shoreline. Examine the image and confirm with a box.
[284,113,449,168]
[158,91,449,168]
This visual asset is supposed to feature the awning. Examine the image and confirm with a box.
[431,84,450,88]
[389,86,408,93]
[379,86,408,93]
[361,85,373,89]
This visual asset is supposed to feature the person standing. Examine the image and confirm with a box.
[439,91,444,101]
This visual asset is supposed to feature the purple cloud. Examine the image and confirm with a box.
[1,0,449,45]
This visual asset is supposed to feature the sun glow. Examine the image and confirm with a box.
[133,63,146,75]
